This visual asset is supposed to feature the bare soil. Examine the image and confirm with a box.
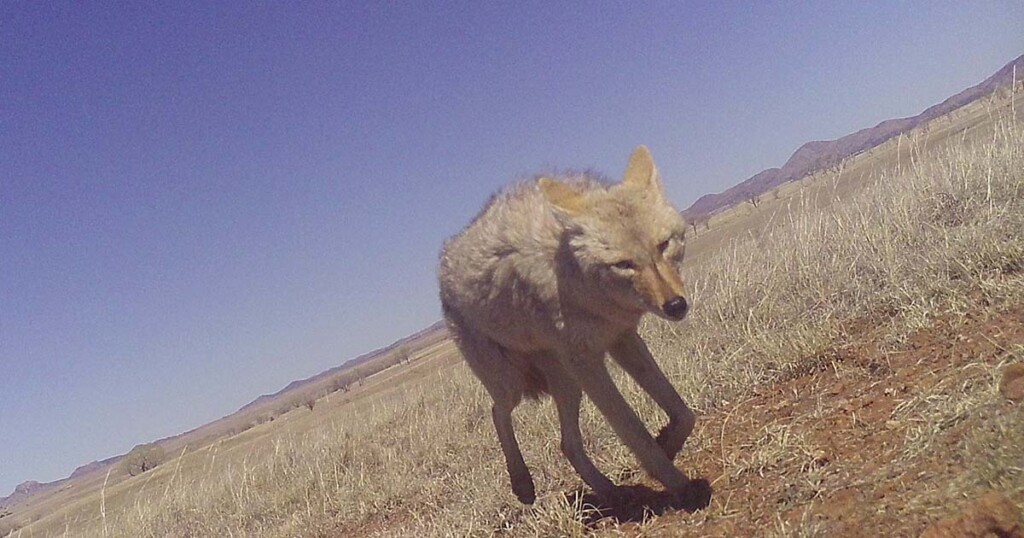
[572,308,1024,537]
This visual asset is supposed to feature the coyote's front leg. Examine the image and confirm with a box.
[559,350,690,492]
[609,331,695,460]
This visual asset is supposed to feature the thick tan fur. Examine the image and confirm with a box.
[438,146,696,504]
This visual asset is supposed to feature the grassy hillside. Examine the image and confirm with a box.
[5,90,1023,538]
[684,53,1024,219]
[0,323,449,519]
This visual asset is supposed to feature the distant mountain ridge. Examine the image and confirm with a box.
[684,53,1024,218]
[0,454,120,509]
[0,481,44,508]
[1,321,448,508]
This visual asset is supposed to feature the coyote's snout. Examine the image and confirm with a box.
[438,146,696,504]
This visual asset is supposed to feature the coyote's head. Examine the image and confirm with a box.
[540,146,689,322]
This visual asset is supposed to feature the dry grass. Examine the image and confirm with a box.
[6,94,1023,537]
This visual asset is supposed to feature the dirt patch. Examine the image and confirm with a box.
[1001,363,1024,402]
[584,308,1024,536]
[920,490,1023,538]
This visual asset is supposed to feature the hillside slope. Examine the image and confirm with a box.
[0,322,447,511]
[684,53,1024,218]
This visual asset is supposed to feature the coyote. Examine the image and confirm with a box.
[438,146,696,504]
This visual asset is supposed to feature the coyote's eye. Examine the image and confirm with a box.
[611,260,637,271]
[657,239,671,253]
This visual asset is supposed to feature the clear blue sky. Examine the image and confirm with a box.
[1,2,1021,496]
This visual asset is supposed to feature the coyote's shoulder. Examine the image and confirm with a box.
[438,173,612,349]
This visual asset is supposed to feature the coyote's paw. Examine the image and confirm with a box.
[672,478,712,512]
[512,475,536,505]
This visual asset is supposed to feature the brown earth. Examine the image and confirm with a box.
[566,308,1024,537]
[920,491,1022,538]
[1001,363,1024,403]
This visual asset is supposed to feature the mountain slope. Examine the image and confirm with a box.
[684,53,1024,218]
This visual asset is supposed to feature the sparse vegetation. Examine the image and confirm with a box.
[120,443,167,477]
[303,395,318,411]
[6,93,1023,538]
[688,214,711,236]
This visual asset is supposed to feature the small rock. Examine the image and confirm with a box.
[1000,363,1024,403]
[920,491,1023,538]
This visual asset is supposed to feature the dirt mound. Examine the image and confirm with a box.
[1000,363,1024,402]
[921,491,1023,538]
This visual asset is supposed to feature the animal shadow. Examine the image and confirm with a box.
[564,478,713,526]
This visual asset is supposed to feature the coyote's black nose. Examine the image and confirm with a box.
[663,297,688,320]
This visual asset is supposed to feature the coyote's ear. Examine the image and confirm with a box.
[538,177,587,215]
[622,145,664,196]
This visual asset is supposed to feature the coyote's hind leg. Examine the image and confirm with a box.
[491,396,535,504]
[540,356,617,498]
[457,334,536,504]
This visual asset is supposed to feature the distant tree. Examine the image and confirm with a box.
[278,400,299,417]
[304,395,318,411]
[688,214,711,236]
[328,376,350,394]
[746,194,760,208]
[394,345,412,364]
[121,443,166,477]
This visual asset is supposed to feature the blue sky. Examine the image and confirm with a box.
[1,2,1021,496]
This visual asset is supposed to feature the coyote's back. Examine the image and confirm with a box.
[438,146,700,505]
[439,177,578,360]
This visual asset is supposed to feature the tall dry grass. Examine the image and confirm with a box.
[11,104,1023,538]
